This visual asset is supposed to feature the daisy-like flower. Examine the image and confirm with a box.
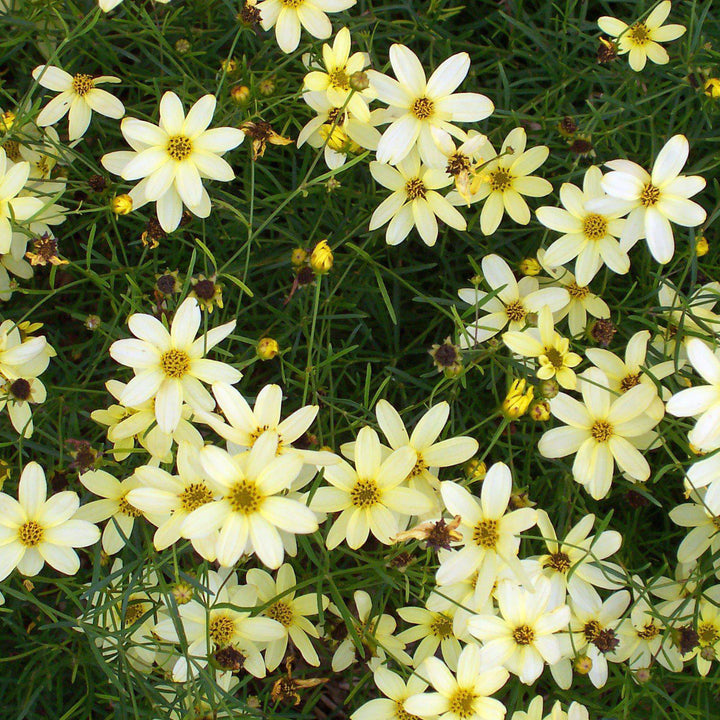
[511,697,589,720]
[403,643,509,720]
[101,92,245,232]
[312,426,432,549]
[369,150,466,246]
[153,569,285,681]
[538,368,660,499]
[32,65,124,141]
[503,306,582,390]
[669,488,720,565]
[91,379,207,462]
[684,585,720,676]
[682,455,720,522]
[397,602,463,670]
[181,433,318,568]
[450,127,552,236]
[585,329,672,423]
[468,578,571,685]
[536,166,629,285]
[667,338,720,453]
[109,296,240,435]
[589,134,705,264]
[0,318,52,380]
[303,27,373,121]
[247,563,329,670]
[598,1,685,72]
[99,0,171,11]
[432,130,488,200]
[457,254,569,348]
[74,469,164,555]
[329,589,411,671]
[0,149,45,253]
[534,509,624,606]
[0,376,46,438]
[368,45,494,167]
[257,0,356,54]
[436,463,537,601]
[126,445,221,560]
[0,462,99,581]
[350,666,429,720]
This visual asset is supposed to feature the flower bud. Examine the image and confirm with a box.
[502,378,534,419]
[519,258,541,276]
[174,38,191,54]
[111,194,133,215]
[696,236,709,257]
[349,70,370,92]
[705,78,720,98]
[257,337,280,360]
[231,85,251,103]
[310,240,333,274]
[539,378,560,399]
[465,458,487,482]
[530,400,551,421]
[291,248,308,266]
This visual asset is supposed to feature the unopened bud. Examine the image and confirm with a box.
[175,38,191,54]
[539,378,559,399]
[258,78,276,96]
[257,337,280,360]
[349,71,370,92]
[530,400,551,421]
[696,236,709,257]
[574,655,592,675]
[231,85,251,103]
[310,240,333,274]
[111,194,133,215]
[705,78,720,98]
[519,258,541,276]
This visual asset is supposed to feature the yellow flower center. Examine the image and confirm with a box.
[281,0,303,6]
[266,601,294,627]
[405,177,427,200]
[512,624,536,645]
[167,135,193,161]
[118,494,142,517]
[505,300,526,323]
[410,97,435,120]
[544,551,571,573]
[430,613,454,639]
[582,213,608,240]
[160,349,191,379]
[328,67,349,90]
[2,139,21,163]
[72,73,95,96]
[567,282,590,300]
[620,373,641,392]
[180,482,214,512]
[543,347,565,369]
[395,701,421,720]
[19,520,43,547]
[591,420,613,443]
[640,183,661,207]
[472,519,498,549]
[209,614,236,646]
[448,689,477,719]
[409,455,427,478]
[350,478,380,509]
[228,479,263,514]
[124,601,147,625]
[488,168,513,192]
[628,22,650,45]
[698,622,720,646]
[636,621,660,640]
[446,152,471,176]
[583,619,602,642]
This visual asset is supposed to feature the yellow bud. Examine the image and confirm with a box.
[175,38,191,54]
[705,78,720,98]
[231,85,250,103]
[465,458,487,482]
[310,240,333,274]
[172,581,193,605]
[318,124,361,154]
[291,247,308,266]
[530,400,551,421]
[519,258,541,276]
[349,71,370,92]
[696,236,709,257]
[574,655,593,675]
[503,378,534,419]
[258,78,275,96]
[0,110,16,132]
[221,58,238,74]
[257,337,280,360]
[111,194,133,215]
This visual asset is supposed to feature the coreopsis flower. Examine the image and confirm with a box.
[538,368,660,499]
[0,376,46,437]
[432,130,488,201]
[330,590,411,671]
[247,563,329,669]
[0,233,34,301]
[450,127,552,236]
[108,296,240,435]
[0,149,45,253]
[585,329,671,423]
[310,426,432,549]
[534,509,624,606]
[101,92,245,232]
[468,578,571,685]
[369,150,466,246]
[0,318,51,380]
[436,462,537,601]
[181,433,318,568]
[125,446,221,560]
[397,602,463,670]
[403,643,509,720]
[511,697,589,720]
[597,1,686,72]
[367,45,494,167]
[669,488,720,565]
[32,65,124,141]
[666,338,720,453]
[343,399,478,512]
[303,27,373,121]
[153,569,285,681]
[683,455,720,519]
[503,306,582,390]
[91,379,206,462]
[257,0,356,54]
[536,166,629,285]
[457,254,569,348]
[297,92,382,170]
[74,469,165,555]
[590,134,705,264]
[0,462,99,581]
[611,595,683,671]
[683,585,720,675]
[350,666,429,720]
